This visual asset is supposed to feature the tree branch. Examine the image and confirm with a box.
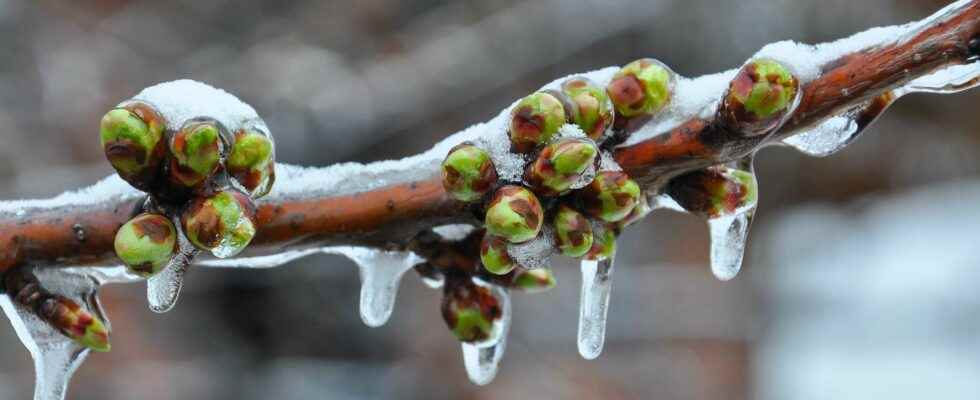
[2,0,979,273]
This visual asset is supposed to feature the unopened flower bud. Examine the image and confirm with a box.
[441,279,503,344]
[227,128,276,198]
[509,92,566,153]
[576,170,641,223]
[561,77,613,140]
[584,224,617,261]
[114,213,177,277]
[182,190,257,258]
[719,58,799,135]
[525,138,598,196]
[511,268,556,293]
[442,143,497,202]
[607,58,673,118]
[99,103,165,190]
[484,186,544,243]
[39,296,110,352]
[667,167,758,218]
[480,234,516,275]
[168,120,224,189]
[552,205,593,258]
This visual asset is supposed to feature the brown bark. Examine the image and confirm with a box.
[2,1,979,273]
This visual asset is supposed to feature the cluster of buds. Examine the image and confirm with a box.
[3,269,110,352]
[101,100,274,277]
[435,59,676,342]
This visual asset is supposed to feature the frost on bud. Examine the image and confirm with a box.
[584,224,617,261]
[39,296,111,352]
[607,58,673,118]
[667,166,758,218]
[484,186,544,243]
[227,128,276,198]
[719,58,799,135]
[562,77,613,140]
[99,103,165,190]
[511,268,556,293]
[441,278,503,344]
[114,213,177,277]
[182,190,257,258]
[480,234,516,275]
[509,92,566,153]
[525,138,598,196]
[168,119,225,189]
[576,170,641,223]
[442,143,498,202]
[553,205,594,258]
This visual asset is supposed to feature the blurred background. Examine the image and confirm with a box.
[1,0,979,399]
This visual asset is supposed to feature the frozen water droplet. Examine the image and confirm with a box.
[0,267,110,400]
[708,211,755,281]
[147,227,197,313]
[577,249,615,360]
[782,93,895,157]
[326,247,422,327]
[461,285,510,385]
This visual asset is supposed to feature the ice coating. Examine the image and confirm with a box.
[320,247,423,328]
[901,63,980,95]
[506,225,556,270]
[432,224,476,241]
[577,249,615,360]
[0,266,116,400]
[146,222,198,313]
[461,284,510,385]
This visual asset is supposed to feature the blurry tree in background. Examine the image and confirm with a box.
[1,0,980,399]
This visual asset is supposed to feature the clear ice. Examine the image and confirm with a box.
[324,248,423,328]
[146,224,198,313]
[708,212,755,281]
[577,249,616,360]
[461,284,511,385]
[1,266,138,400]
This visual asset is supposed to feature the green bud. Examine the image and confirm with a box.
[228,128,276,198]
[720,58,799,135]
[509,92,566,153]
[576,170,642,223]
[607,58,673,118]
[441,279,503,344]
[667,167,758,218]
[511,268,556,293]
[100,103,165,189]
[552,205,594,258]
[39,296,111,352]
[584,224,617,261]
[480,234,516,275]
[442,143,498,202]
[616,192,651,230]
[182,190,257,258]
[484,186,544,243]
[168,120,224,188]
[562,77,613,140]
[525,138,598,196]
[114,213,177,277]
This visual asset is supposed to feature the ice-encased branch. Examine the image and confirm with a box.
[1,0,979,273]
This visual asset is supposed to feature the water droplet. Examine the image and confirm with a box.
[326,247,422,327]
[577,249,615,360]
[461,285,510,385]
[782,92,895,157]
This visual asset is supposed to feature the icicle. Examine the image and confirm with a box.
[0,266,121,400]
[146,222,198,313]
[324,248,422,328]
[461,284,511,385]
[577,248,615,360]
[707,211,754,281]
